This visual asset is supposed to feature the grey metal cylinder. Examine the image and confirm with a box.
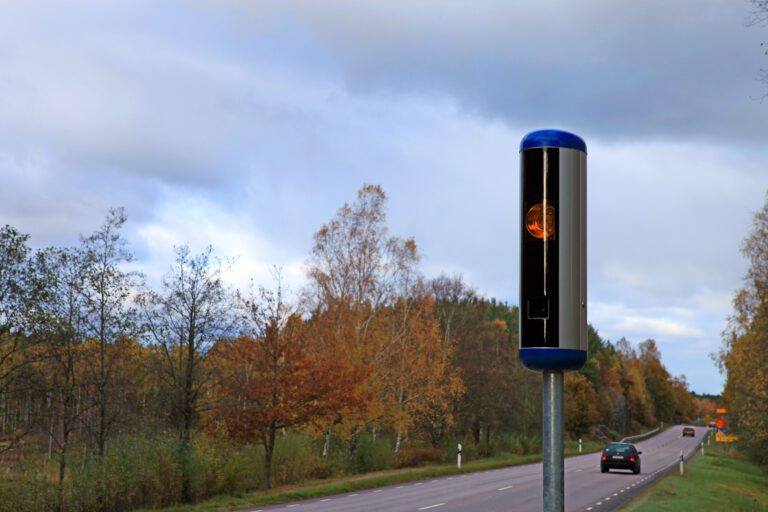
[519,129,588,372]
[542,370,564,512]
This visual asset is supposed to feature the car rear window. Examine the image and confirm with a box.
[604,444,634,455]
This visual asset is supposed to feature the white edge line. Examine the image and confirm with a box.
[497,485,513,491]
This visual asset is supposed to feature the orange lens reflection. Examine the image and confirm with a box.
[526,203,555,239]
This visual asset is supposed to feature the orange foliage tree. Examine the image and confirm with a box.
[208,283,368,489]
[721,191,768,465]
[374,289,463,457]
[304,184,423,459]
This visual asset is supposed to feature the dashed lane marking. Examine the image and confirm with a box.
[497,485,513,491]
[373,490,383,493]
[320,498,331,502]
[348,494,359,497]
[418,504,446,510]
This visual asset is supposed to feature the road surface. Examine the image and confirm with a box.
[246,426,706,512]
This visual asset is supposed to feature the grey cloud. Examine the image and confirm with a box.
[231,0,768,146]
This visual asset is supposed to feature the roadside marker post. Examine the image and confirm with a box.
[457,443,462,470]
[579,438,582,453]
[680,450,684,476]
[519,129,588,512]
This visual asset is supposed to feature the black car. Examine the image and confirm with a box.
[600,442,641,474]
[682,426,695,437]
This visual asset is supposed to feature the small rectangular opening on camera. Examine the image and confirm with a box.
[527,297,549,319]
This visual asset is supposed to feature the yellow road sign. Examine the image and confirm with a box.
[716,431,738,443]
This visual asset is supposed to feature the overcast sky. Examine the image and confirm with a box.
[2,0,766,395]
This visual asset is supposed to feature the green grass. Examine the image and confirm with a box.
[619,444,768,512]
[135,440,604,512]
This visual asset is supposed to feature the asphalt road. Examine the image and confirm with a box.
[247,426,707,512]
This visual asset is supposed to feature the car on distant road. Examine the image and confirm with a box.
[708,421,716,428]
[600,442,641,474]
[682,426,696,437]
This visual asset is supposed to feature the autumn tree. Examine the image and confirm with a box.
[431,278,535,445]
[375,286,462,457]
[209,279,368,489]
[305,184,419,458]
[564,372,599,437]
[139,245,236,502]
[720,191,768,465]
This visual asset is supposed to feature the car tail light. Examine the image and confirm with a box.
[601,455,606,461]
[630,457,635,462]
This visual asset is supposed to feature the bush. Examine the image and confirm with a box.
[353,434,393,473]
[394,446,442,468]
[271,432,317,486]
[0,470,56,512]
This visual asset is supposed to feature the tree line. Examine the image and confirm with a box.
[0,184,703,511]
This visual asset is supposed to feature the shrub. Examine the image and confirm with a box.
[353,434,393,473]
[270,432,316,486]
[394,446,442,468]
[0,471,56,512]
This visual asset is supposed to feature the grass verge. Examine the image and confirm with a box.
[136,440,603,512]
[618,443,768,512]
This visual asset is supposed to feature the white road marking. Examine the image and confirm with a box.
[397,486,404,489]
[348,494,359,497]
[415,482,423,486]
[418,504,446,511]
[613,493,618,497]
[575,469,583,472]
[497,485,513,491]
[320,499,332,502]
[373,490,383,493]
[605,497,611,501]
[587,508,593,511]
[286,506,299,509]
[597,501,603,505]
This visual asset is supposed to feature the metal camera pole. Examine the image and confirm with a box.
[543,371,564,512]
